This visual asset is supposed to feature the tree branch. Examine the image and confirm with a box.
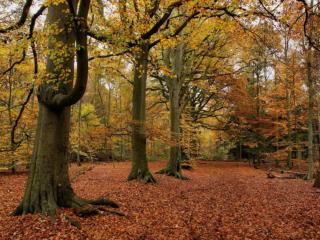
[141,1,182,40]
[0,0,33,34]
[48,0,91,108]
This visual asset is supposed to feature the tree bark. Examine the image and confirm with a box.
[306,46,314,180]
[306,0,315,180]
[77,100,82,166]
[12,0,117,216]
[157,84,185,178]
[157,44,186,179]
[284,35,293,169]
[128,43,155,183]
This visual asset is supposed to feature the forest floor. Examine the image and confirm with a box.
[0,161,320,240]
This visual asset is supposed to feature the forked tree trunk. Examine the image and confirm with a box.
[12,2,75,216]
[13,1,117,216]
[128,43,155,183]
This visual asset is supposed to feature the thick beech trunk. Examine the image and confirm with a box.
[157,44,186,179]
[128,43,155,183]
[13,2,76,215]
[157,85,185,178]
[14,104,77,215]
[13,1,117,216]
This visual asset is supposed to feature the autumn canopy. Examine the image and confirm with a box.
[0,0,320,239]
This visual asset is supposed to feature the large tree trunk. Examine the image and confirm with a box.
[18,103,75,215]
[157,44,187,179]
[13,2,76,215]
[169,87,182,172]
[157,84,185,179]
[13,1,117,216]
[128,43,155,183]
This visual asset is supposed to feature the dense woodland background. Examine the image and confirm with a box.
[1,0,320,239]
[1,0,320,177]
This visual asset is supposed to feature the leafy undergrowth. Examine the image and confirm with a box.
[1,161,320,240]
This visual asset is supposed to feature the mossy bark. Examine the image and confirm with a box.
[12,1,117,216]
[128,43,155,183]
[13,105,77,215]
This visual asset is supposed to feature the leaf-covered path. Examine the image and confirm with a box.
[0,161,320,240]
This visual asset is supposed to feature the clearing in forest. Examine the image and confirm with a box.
[0,161,319,240]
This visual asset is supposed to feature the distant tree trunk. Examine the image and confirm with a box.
[169,87,182,169]
[157,44,187,179]
[315,95,320,187]
[95,75,111,159]
[119,88,124,160]
[106,82,112,160]
[239,136,242,161]
[128,42,155,183]
[284,35,293,169]
[306,46,314,180]
[77,100,82,166]
[7,57,16,173]
[157,82,184,178]
[12,1,117,216]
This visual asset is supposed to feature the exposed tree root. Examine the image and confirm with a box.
[96,206,127,217]
[74,205,125,218]
[87,197,119,208]
[64,215,81,229]
[73,205,99,217]
[71,196,119,217]
[266,169,307,180]
[181,163,193,170]
[156,168,188,180]
[127,169,156,183]
[10,203,23,216]
[11,196,119,217]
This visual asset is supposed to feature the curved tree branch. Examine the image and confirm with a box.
[1,50,26,76]
[0,0,33,34]
[1,5,46,77]
[48,0,90,108]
